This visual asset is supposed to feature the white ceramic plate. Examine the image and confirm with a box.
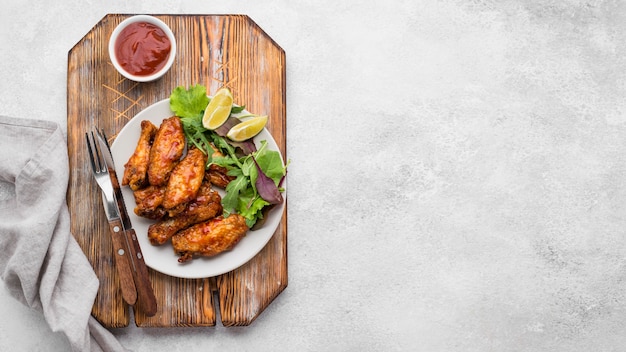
[110,99,286,279]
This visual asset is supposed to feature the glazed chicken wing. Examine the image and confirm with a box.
[162,147,207,210]
[148,182,223,245]
[147,116,185,186]
[205,143,234,188]
[207,164,235,188]
[122,120,158,190]
[133,185,167,220]
[172,214,248,263]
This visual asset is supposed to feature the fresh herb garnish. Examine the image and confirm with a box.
[170,85,287,228]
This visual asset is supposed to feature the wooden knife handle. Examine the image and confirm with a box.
[125,228,158,316]
[107,219,138,305]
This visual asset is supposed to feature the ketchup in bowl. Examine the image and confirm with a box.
[114,21,172,76]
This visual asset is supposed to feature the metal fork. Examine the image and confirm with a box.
[85,131,138,305]
[86,132,117,218]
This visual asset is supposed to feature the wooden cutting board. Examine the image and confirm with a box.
[66,14,287,328]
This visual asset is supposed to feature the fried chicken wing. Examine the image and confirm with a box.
[172,214,248,263]
[122,120,158,190]
[147,116,185,186]
[148,182,223,245]
[207,164,235,188]
[205,144,235,188]
[133,185,167,220]
[162,147,207,210]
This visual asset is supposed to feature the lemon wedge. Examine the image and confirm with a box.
[226,115,268,141]
[202,87,233,130]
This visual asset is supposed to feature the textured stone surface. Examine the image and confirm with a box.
[2,0,626,351]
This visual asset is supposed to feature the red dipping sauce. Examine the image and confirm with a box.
[114,22,172,76]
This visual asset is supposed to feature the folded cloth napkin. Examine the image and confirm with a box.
[0,116,126,352]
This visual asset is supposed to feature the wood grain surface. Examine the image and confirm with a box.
[67,14,287,328]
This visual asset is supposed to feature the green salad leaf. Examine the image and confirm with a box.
[169,84,287,228]
[170,84,209,119]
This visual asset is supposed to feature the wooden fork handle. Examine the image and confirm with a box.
[107,219,138,306]
[125,228,158,317]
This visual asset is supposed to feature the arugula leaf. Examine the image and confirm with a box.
[222,173,248,215]
[210,155,239,169]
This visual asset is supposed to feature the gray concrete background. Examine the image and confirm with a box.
[2,0,626,351]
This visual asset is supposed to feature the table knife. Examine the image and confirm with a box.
[96,130,158,317]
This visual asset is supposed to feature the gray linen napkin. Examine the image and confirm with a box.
[0,116,126,352]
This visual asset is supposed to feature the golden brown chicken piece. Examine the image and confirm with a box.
[172,214,248,263]
[148,182,223,245]
[147,116,185,186]
[162,147,207,210]
[206,144,234,188]
[206,164,234,188]
[133,185,167,220]
[122,120,158,190]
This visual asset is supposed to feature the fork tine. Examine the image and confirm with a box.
[85,132,97,172]
[86,130,106,173]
